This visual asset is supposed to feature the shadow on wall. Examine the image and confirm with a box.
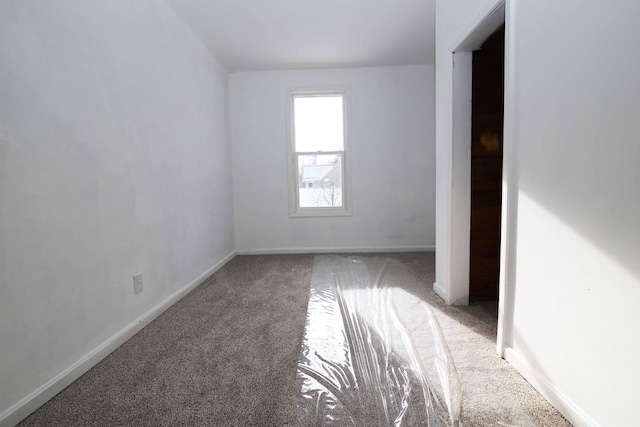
[509,329,575,418]
[515,189,639,288]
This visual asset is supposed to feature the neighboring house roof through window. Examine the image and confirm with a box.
[302,164,336,183]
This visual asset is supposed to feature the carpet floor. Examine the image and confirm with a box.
[19,253,570,426]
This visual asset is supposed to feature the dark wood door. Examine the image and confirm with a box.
[470,25,505,302]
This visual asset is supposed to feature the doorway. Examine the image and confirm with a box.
[448,0,513,355]
[469,25,505,306]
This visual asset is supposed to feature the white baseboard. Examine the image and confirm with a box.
[433,281,449,303]
[504,347,600,427]
[236,245,435,255]
[0,251,236,427]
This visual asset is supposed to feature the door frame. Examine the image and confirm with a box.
[448,0,517,357]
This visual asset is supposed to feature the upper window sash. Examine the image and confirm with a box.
[292,92,345,153]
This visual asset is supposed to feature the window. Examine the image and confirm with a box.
[288,90,351,217]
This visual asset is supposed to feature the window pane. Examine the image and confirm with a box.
[298,154,343,208]
[294,96,344,152]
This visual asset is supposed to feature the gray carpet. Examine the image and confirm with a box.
[19,253,570,426]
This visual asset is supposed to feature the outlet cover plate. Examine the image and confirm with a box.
[133,273,143,294]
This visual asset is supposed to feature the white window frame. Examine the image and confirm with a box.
[287,88,352,218]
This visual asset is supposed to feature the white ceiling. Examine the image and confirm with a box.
[166,0,435,72]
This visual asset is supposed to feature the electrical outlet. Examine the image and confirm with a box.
[133,273,143,294]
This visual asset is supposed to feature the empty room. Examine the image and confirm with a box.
[1,0,638,426]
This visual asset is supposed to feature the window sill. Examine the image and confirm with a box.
[289,207,352,218]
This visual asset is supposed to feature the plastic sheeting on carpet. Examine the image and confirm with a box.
[292,255,462,426]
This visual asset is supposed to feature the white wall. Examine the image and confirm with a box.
[230,66,435,253]
[506,1,640,426]
[436,0,640,425]
[0,1,235,424]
